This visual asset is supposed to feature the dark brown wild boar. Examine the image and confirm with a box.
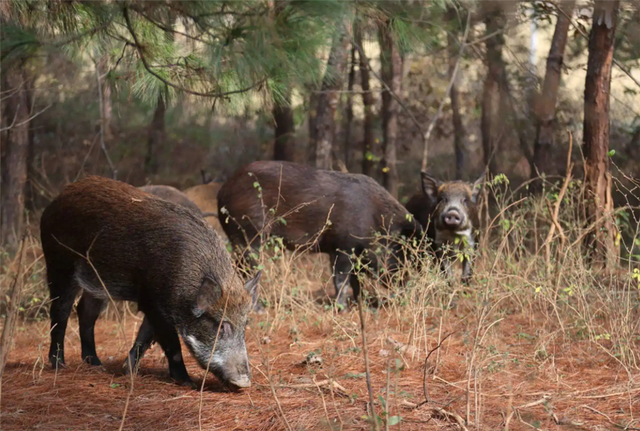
[217,161,422,309]
[40,176,260,388]
[139,185,217,218]
[405,172,484,282]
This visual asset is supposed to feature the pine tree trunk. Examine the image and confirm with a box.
[481,2,506,176]
[145,93,165,175]
[379,20,401,198]
[447,8,466,180]
[1,62,30,251]
[98,55,113,142]
[273,89,295,161]
[531,0,575,191]
[356,22,375,177]
[312,20,351,170]
[342,46,357,168]
[583,0,620,268]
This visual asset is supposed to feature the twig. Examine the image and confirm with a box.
[357,291,379,431]
[198,291,231,430]
[504,396,551,428]
[541,131,573,277]
[122,7,265,99]
[0,103,51,132]
[415,332,455,407]
[421,10,471,172]
[401,401,469,431]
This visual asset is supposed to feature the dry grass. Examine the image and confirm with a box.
[2,175,640,430]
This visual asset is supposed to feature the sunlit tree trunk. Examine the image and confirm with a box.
[342,46,357,169]
[379,20,401,198]
[531,0,575,191]
[446,7,466,180]
[481,1,506,176]
[583,0,620,268]
[1,62,30,250]
[312,20,351,170]
[145,93,165,175]
[355,21,375,177]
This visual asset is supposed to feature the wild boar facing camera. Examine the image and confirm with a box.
[405,172,484,282]
[40,176,260,389]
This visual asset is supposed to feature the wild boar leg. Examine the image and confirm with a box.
[77,292,107,366]
[332,253,354,310]
[461,257,473,284]
[143,309,192,385]
[123,316,155,374]
[48,267,81,369]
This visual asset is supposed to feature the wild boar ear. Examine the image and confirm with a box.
[471,171,486,204]
[421,172,440,200]
[244,270,262,302]
[193,277,222,318]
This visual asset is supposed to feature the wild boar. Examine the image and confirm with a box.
[183,182,225,236]
[405,172,484,282]
[40,176,260,388]
[217,161,422,309]
[139,185,216,218]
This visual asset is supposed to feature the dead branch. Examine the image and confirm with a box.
[401,400,469,431]
[357,292,379,431]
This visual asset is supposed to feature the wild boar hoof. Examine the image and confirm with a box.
[176,378,197,389]
[82,355,102,366]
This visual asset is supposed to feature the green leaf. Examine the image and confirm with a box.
[608,149,616,157]
[388,416,402,426]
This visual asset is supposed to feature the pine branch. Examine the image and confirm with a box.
[122,6,265,99]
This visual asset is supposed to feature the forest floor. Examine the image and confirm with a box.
[3,265,639,431]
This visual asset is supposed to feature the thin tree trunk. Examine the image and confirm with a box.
[531,0,575,191]
[583,0,620,268]
[481,2,506,176]
[447,8,466,180]
[98,55,113,142]
[0,62,30,251]
[356,22,375,177]
[273,89,295,161]
[342,46,357,168]
[379,20,401,198]
[145,93,166,175]
[271,0,295,162]
[312,20,351,170]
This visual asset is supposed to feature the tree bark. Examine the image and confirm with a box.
[355,22,375,177]
[582,0,620,268]
[273,89,295,161]
[98,55,113,142]
[379,20,401,198]
[145,93,166,175]
[481,2,507,176]
[447,8,466,180]
[1,62,30,251]
[312,20,351,170]
[531,0,575,191]
[342,46,357,168]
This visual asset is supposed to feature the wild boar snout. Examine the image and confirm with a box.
[441,207,464,229]
[182,324,252,390]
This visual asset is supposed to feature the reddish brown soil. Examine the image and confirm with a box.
[2,307,638,430]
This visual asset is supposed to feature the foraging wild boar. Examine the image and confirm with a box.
[40,176,260,388]
[139,185,204,215]
[217,161,422,309]
[405,172,484,282]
